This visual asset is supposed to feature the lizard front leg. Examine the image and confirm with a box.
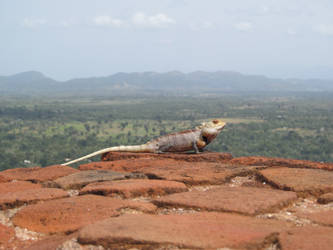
[194,138,207,153]
[192,141,200,154]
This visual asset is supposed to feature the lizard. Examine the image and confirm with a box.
[61,119,226,166]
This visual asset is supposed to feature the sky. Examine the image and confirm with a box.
[1,0,333,80]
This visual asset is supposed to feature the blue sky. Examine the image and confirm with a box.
[1,0,333,80]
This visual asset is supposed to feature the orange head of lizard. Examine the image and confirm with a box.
[198,119,226,131]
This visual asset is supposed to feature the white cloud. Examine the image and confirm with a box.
[93,16,124,27]
[314,24,333,36]
[132,12,175,28]
[234,22,253,32]
[21,18,47,28]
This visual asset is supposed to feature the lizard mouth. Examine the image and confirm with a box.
[215,121,226,131]
[217,124,226,131]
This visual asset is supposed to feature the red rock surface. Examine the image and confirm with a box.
[297,210,333,227]
[1,153,333,249]
[78,212,291,249]
[0,165,78,182]
[231,156,333,171]
[80,158,260,185]
[0,224,15,248]
[0,223,34,249]
[0,181,41,194]
[279,226,333,250]
[0,175,8,183]
[101,151,233,162]
[154,186,297,215]
[12,195,156,234]
[0,188,68,209]
[0,166,41,180]
[259,167,333,197]
[318,192,333,204]
[80,179,188,198]
[24,233,78,250]
[54,169,143,189]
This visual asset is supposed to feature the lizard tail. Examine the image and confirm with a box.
[61,144,152,166]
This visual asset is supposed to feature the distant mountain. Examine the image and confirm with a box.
[1,70,333,96]
[0,71,58,94]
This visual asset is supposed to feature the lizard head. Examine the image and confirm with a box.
[198,119,226,145]
[198,119,226,131]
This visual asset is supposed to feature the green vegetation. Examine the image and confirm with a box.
[0,93,332,170]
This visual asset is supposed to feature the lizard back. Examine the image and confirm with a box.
[149,129,201,152]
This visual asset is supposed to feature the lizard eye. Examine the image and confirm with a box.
[213,119,219,124]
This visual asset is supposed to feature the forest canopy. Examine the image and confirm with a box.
[0,92,332,170]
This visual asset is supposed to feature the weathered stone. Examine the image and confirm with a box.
[0,175,8,183]
[78,212,291,249]
[80,179,188,198]
[0,188,69,209]
[101,151,233,163]
[259,167,333,197]
[0,181,41,194]
[318,192,333,204]
[154,186,297,215]
[79,159,151,171]
[0,223,15,248]
[297,210,333,227]
[279,226,333,250]
[54,170,143,190]
[0,166,41,180]
[231,156,333,171]
[0,165,78,182]
[12,195,157,234]
[0,223,36,249]
[80,159,259,185]
[24,233,78,250]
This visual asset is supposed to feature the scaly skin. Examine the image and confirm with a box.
[61,119,226,166]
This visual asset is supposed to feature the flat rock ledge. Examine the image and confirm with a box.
[259,167,333,197]
[53,169,146,190]
[153,186,297,215]
[80,179,188,198]
[0,152,333,249]
[0,165,78,182]
[0,188,68,209]
[79,158,262,185]
[12,195,157,234]
[78,212,292,249]
[101,151,233,162]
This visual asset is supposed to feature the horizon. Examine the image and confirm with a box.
[1,0,333,81]
[2,69,333,82]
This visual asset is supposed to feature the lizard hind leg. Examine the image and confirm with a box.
[156,144,170,154]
